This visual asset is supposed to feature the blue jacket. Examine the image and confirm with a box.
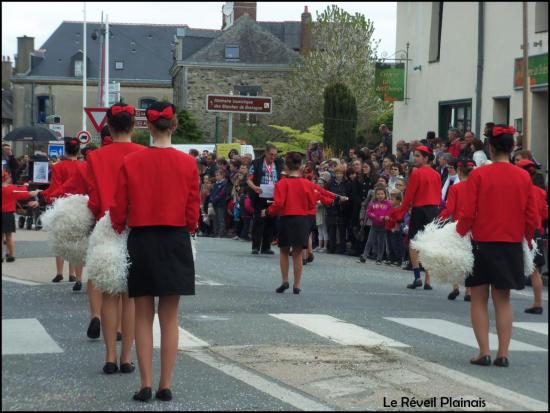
[210,180,227,208]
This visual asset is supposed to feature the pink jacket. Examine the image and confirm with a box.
[367,200,392,226]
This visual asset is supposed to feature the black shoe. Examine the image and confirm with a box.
[156,388,173,402]
[276,282,290,293]
[470,355,491,366]
[251,249,259,255]
[423,283,433,290]
[120,362,135,373]
[6,256,15,262]
[72,281,82,291]
[133,387,152,402]
[357,256,366,263]
[68,275,77,282]
[261,249,274,255]
[103,362,118,374]
[524,306,543,315]
[52,274,63,283]
[293,287,301,294]
[407,279,422,289]
[87,317,101,339]
[302,258,307,266]
[307,254,314,263]
[493,357,509,367]
[448,289,460,300]
[464,294,471,302]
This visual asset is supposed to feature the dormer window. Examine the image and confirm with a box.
[74,60,83,77]
[115,61,124,70]
[225,45,239,60]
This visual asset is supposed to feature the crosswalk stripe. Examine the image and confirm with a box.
[2,276,40,286]
[270,314,409,347]
[385,318,547,352]
[2,318,63,355]
[195,275,224,286]
[152,314,209,350]
[513,322,548,336]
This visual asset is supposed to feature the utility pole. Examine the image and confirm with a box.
[522,1,529,148]
[227,90,233,143]
[82,1,87,131]
[104,14,110,108]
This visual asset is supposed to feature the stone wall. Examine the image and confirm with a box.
[184,67,293,142]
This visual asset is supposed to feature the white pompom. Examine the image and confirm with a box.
[410,219,474,285]
[191,233,197,261]
[523,239,538,276]
[85,212,129,294]
[41,194,94,266]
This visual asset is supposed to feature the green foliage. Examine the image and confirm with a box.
[357,104,393,149]
[266,123,323,155]
[173,109,203,143]
[323,83,357,155]
[284,4,383,131]
[131,130,150,147]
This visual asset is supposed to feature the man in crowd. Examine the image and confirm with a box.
[459,131,475,159]
[204,153,218,178]
[247,144,284,255]
[379,124,393,153]
[447,128,462,158]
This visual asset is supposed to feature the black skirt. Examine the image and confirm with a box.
[278,215,311,249]
[127,226,195,298]
[2,212,16,234]
[409,205,440,241]
[465,241,524,290]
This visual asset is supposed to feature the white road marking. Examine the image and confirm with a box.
[188,349,333,411]
[195,274,224,286]
[152,314,208,350]
[1,276,40,286]
[2,318,63,355]
[270,314,409,347]
[513,322,548,336]
[512,289,548,301]
[385,318,546,352]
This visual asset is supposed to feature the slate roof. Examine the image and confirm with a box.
[2,88,13,120]
[258,22,301,51]
[183,16,302,65]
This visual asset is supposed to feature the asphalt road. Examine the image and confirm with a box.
[2,232,548,411]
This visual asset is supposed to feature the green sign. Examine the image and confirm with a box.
[375,62,405,102]
[514,53,548,89]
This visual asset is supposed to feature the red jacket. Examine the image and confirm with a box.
[268,177,318,216]
[533,185,548,232]
[396,165,441,220]
[438,181,467,222]
[111,147,200,233]
[448,140,461,158]
[2,185,32,212]
[456,162,538,242]
[87,142,145,221]
[308,182,337,215]
[41,159,81,203]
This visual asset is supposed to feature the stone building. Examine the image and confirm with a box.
[2,56,14,138]
[171,2,311,141]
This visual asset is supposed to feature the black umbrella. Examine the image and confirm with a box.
[3,125,59,142]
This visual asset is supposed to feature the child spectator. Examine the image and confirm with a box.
[367,186,392,264]
[325,165,352,254]
[314,178,329,252]
[210,170,228,237]
[388,163,404,191]
[385,190,404,266]
[199,175,213,236]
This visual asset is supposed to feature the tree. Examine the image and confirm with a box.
[323,83,357,156]
[173,109,203,144]
[267,123,323,155]
[131,130,150,147]
[282,5,382,131]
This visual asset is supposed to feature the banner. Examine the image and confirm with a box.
[375,62,405,102]
[216,143,241,159]
[514,53,548,89]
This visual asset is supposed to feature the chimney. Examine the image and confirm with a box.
[300,5,312,54]
[15,35,35,74]
[234,2,257,22]
[2,56,13,89]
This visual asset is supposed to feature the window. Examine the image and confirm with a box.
[535,2,548,33]
[428,2,443,63]
[514,118,523,134]
[74,60,83,77]
[139,98,157,109]
[37,96,50,123]
[438,99,472,138]
[493,97,510,125]
[115,61,124,70]
[225,45,239,60]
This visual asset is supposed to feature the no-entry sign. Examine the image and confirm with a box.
[76,130,92,145]
[206,94,272,114]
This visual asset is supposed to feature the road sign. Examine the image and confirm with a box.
[84,107,108,133]
[48,143,64,158]
[48,124,64,140]
[206,94,273,114]
[135,108,148,129]
[76,130,92,145]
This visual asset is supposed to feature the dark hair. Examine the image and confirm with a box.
[390,162,403,175]
[532,173,546,191]
[265,143,277,153]
[146,101,177,133]
[383,154,396,163]
[189,149,199,157]
[377,175,389,184]
[64,136,80,156]
[426,131,436,140]
[487,124,514,154]
[284,152,302,171]
[231,159,241,169]
[107,103,135,134]
[390,190,403,201]
[514,149,533,161]
[472,138,484,151]
[456,158,474,177]
[447,158,458,169]
[81,147,94,160]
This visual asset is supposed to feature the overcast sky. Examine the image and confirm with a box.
[2,2,396,60]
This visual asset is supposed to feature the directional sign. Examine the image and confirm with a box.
[84,107,108,133]
[135,108,148,129]
[76,130,92,145]
[206,94,273,114]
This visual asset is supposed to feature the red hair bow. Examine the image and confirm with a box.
[146,106,174,122]
[492,126,515,137]
[70,138,79,145]
[457,160,475,167]
[111,105,135,117]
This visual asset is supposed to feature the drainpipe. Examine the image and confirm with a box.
[474,2,484,137]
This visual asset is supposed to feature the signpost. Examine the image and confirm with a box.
[375,62,405,102]
[206,94,273,114]
[513,53,548,90]
[134,108,148,129]
[48,143,64,158]
[48,124,64,140]
[76,130,92,145]
[84,107,108,133]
